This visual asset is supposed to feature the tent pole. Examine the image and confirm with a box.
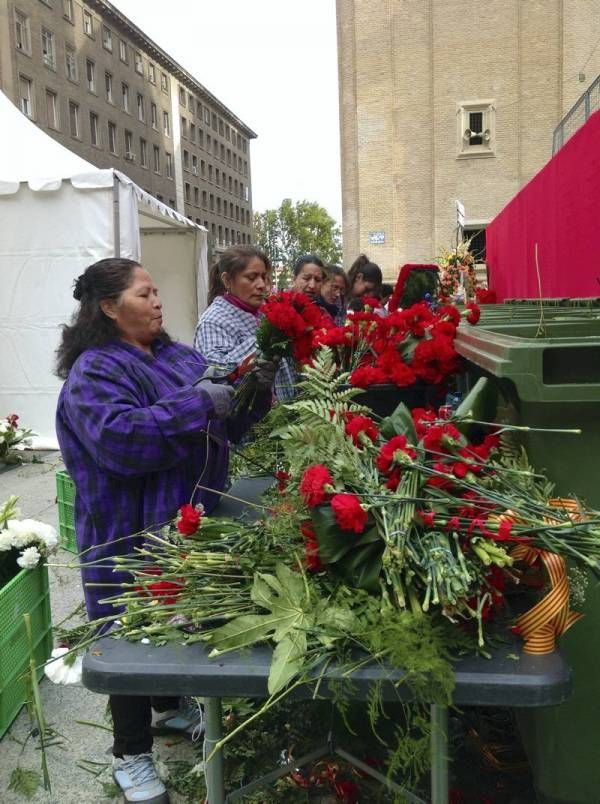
[112,173,121,257]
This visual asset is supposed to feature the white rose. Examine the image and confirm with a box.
[0,529,14,551]
[34,522,58,553]
[16,545,41,569]
[7,519,39,548]
[0,422,9,434]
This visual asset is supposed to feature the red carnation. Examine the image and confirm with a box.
[331,493,368,534]
[300,521,323,572]
[176,503,203,536]
[411,407,437,438]
[299,464,335,507]
[7,413,19,428]
[418,510,436,527]
[376,435,416,475]
[348,365,388,388]
[275,470,290,493]
[345,414,378,447]
[423,423,462,454]
[465,303,481,325]
[147,579,184,605]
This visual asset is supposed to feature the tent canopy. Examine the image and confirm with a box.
[0,92,208,447]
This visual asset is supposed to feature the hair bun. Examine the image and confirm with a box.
[73,274,88,301]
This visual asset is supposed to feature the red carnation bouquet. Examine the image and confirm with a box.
[313,299,480,390]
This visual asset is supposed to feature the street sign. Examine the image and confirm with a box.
[368,231,385,245]
[455,200,465,228]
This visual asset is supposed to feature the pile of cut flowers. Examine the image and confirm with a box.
[72,349,600,785]
[0,413,33,465]
[0,496,58,586]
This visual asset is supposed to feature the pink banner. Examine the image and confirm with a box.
[487,109,600,300]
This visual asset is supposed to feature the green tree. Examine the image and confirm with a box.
[254,199,342,268]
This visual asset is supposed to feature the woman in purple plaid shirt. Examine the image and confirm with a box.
[55,258,274,804]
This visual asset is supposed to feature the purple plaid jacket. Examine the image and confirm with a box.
[56,339,266,622]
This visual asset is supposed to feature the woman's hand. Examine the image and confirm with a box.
[195,379,234,419]
[254,356,281,390]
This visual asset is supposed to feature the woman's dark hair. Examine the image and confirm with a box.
[348,254,383,295]
[55,258,169,379]
[380,282,394,299]
[324,264,349,289]
[208,246,271,304]
[293,254,325,278]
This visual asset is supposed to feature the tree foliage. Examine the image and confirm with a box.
[254,199,342,268]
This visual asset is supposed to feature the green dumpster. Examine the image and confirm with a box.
[456,319,600,804]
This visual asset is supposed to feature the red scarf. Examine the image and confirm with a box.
[223,293,260,317]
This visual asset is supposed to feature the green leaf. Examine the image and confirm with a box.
[380,402,418,443]
[332,540,384,593]
[268,630,307,695]
[8,768,41,799]
[209,614,295,652]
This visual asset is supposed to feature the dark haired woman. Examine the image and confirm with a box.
[348,254,383,301]
[55,258,272,804]
[195,245,293,399]
[291,254,326,301]
[318,264,348,325]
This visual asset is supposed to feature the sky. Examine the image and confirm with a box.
[111,0,343,224]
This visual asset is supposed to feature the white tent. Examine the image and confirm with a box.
[0,91,209,447]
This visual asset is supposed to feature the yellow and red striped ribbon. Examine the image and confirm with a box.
[508,498,584,655]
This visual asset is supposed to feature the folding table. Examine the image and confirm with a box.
[82,477,571,803]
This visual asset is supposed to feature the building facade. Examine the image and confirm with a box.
[336,0,600,276]
[0,0,255,250]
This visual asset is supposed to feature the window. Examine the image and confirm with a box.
[62,0,73,21]
[160,73,169,93]
[215,168,220,186]
[41,28,55,69]
[190,123,196,143]
[230,176,233,192]
[121,82,129,113]
[15,10,31,55]
[163,110,170,136]
[192,154,198,174]
[89,111,99,145]
[108,121,117,153]
[208,164,213,182]
[244,185,249,202]
[85,59,95,93]
[219,118,224,136]
[196,102,202,119]
[65,45,77,81]
[119,39,128,63]
[204,107,210,124]
[140,138,147,167]
[243,160,248,176]
[457,100,496,158]
[134,50,143,74]
[166,152,173,178]
[183,149,190,171]
[202,190,207,207]
[68,100,79,137]
[225,125,230,142]
[102,25,112,52]
[211,223,216,239]
[184,183,191,202]
[153,145,160,173]
[188,92,194,110]
[242,139,247,154]
[124,130,133,159]
[226,148,231,165]
[207,134,211,151]
[212,112,217,130]
[181,116,187,138]
[246,210,250,226]
[105,71,113,102]
[137,93,145,122]
[179,86,186,106]
[150,103,157,129]
[201,159,205,176]
[218,224,222,244]
[46,89,58,129]
[19,75,33,117]
[198,128,204,148]
[209,193,214,211]
[148,62,156,84]
[83,10,94,38]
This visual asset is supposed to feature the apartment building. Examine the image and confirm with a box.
[337,0,600,275]
[0,0,255,250]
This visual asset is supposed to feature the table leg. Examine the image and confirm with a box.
[430,704,448,804]
[204,697,225,804]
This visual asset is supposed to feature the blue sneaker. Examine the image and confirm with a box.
[112,753,169,803]
[151,698,204,741]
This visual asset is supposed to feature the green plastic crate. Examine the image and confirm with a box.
[0,563,53,739]
[56,470,77,554]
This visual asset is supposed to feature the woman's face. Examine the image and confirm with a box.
[293,263,323,300]
[102,266,163,349]
[321,274,346,305]
[352,272,378,298]
[224,257,270,309]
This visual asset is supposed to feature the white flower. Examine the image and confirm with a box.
[44,647,83,685]
[0,529,14,552]
[6,518,58,553]
[0,422,9,434]
[16,545,41,569]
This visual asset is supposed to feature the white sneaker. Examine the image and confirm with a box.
[112,753,169,803]
[151,698,204,741]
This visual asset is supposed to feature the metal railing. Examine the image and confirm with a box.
[553,74,600,154]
